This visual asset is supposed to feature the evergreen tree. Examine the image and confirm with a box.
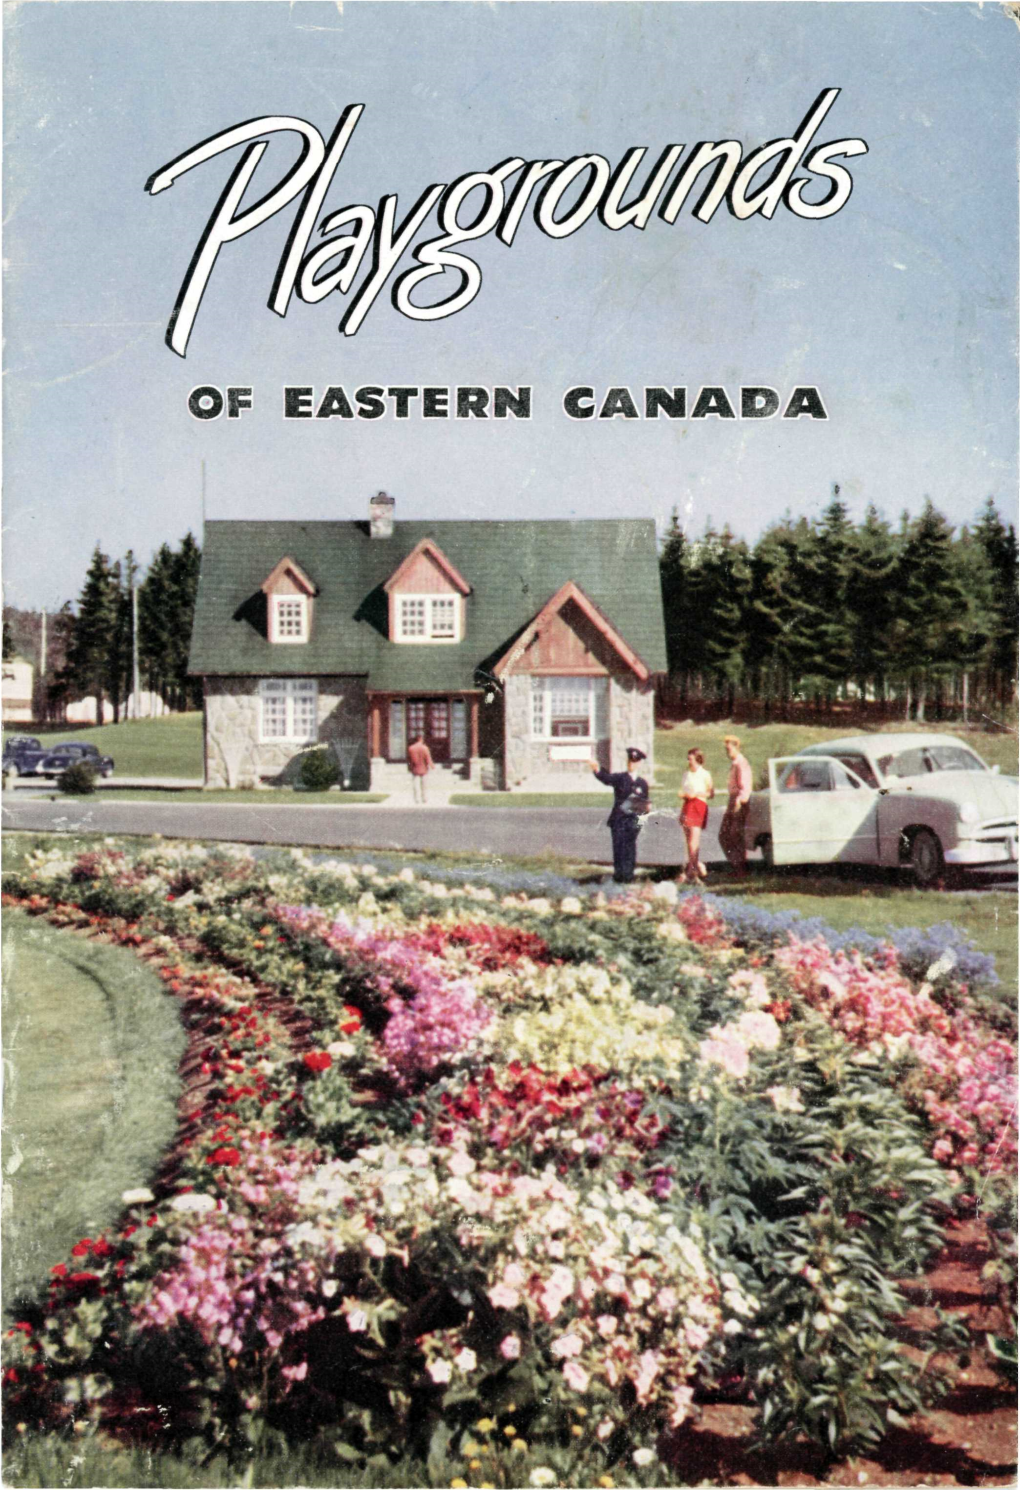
[64,546,118,723]
[846,505,899,702]
[890,501,970,721]
[659,508,689,687]
[973,498,1018,713]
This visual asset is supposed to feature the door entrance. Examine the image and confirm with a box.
[406,698,450,763]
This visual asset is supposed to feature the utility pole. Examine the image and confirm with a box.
[39,609,47,679]
[132,584,141,719]
[201,458,206,529]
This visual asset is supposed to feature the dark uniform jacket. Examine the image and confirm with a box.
[594,767,650,826]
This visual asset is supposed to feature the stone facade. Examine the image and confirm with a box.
[502,671,655,791]
[203,677,368,789]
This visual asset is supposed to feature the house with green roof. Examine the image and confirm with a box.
[188,493,667,792]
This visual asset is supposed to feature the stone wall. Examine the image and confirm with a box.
[203,677,368,789]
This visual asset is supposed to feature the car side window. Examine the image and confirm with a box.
[834,754,878,789]
[779,761,832,793]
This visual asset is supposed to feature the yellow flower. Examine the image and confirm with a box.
[598,1478,615,1488]
[511,1439,529,1454]
[469,1461,482,1472]
[450,1480,468,1488]
[572,1424,584,1436]
[504,1424,517,1437]
[475,1419,496,1433]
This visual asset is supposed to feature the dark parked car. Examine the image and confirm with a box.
[2,737,44,774]
[5,740,115,779]
[39,742,115,779]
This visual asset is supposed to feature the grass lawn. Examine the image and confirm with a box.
[4,712,204,778]
[1,911,185,1317]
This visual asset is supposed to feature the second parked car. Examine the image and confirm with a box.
[12,740,115,779]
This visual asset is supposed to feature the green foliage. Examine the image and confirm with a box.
[58,761,98,795]
[300,748,340,792]
[660,495,1018,720]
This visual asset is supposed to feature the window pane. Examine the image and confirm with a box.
[531,677,546,738]
[389,700,406,759]
[262,694,288,738]
[549,676,591,737]
[431,597,456,637]
[407,701,426,738]
[292,682,318,739]
[450,699,467,758]
[275,598,305,637]
[428,701,449,739]
[400,598,426,637]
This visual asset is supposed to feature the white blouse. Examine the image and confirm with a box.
[680,766,714,801]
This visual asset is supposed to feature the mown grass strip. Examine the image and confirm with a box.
[1,911,185,1316]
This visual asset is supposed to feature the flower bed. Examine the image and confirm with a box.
[2,840,1015,1484]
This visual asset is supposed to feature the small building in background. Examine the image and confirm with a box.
[2,658,34,722]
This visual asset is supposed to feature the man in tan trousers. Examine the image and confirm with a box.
[407,733,433,804]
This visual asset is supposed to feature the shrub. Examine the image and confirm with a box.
[299,748,339,792]
[58,760,97,795]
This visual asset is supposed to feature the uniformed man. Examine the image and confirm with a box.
[589,747,650,883]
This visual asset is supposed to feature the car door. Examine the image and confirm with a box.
[766,756,880,865]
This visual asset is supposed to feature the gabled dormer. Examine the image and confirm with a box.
[261,556,317,644]
[383,538,471,644]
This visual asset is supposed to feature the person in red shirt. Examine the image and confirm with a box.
[720,734,753,876]
[407,733,433,804]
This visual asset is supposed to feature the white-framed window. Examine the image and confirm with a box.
[270,594,309,643]
[529,676,608,740]
[259,678,318,741]
[395,594,461,643]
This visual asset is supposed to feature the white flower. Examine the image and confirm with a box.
[427,1358,452,1384]
[632,1447,656,1467]
[560,896,583,915]
[346,1309,368,1333]
[169,1192,217,1214]
[454,1347,477,1373]
[530,1470,557,1487]
[121,1187,155,1205]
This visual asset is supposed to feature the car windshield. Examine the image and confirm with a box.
[877,745,988,779]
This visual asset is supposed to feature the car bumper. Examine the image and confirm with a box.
[945,837,1018,866]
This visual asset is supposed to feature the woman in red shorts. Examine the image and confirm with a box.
[678,747,714,882]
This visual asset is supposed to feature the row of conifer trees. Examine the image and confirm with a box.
[658,495,1017,723]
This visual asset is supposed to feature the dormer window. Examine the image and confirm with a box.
[271,595,309,643]
[384,538,471,645]
[261,556,317,644]
[396,593,461,642]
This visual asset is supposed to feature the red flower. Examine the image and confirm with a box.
[92,1237,113,1258]
[207,1146,241,1166]
[50,1263,67,1279]
[71,1239,93,1257]
[68,1271,100,1286]
[303,1050,332,1073]
[340,1005,362,1035]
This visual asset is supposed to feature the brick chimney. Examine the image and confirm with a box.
[369,491,395,538]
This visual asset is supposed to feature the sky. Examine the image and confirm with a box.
[3,0,1017,610]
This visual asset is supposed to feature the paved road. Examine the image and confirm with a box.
[2,794,708,868]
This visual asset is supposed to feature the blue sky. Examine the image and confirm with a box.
[3,1,1017,609]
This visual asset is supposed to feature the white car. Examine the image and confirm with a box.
[744,733,1018,886]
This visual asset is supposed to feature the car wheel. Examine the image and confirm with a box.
[909,828,944,888]
[101,767,113,778]
[757,834,774,870]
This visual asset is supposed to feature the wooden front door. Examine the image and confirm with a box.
[406,698,450,763]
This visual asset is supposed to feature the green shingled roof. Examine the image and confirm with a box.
[189,520,667,690]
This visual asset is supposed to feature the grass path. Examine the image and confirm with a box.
[1,912,185,1316]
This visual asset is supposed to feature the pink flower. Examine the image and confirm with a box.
[282,1361,308,1382]
[632,1349,660,1403]
[488,1284,520,1310]
[447,1151,476,1177]
[596,1314,618,1337]
[500,1334,521,1360]
[551,1333,583,1358]
[562,1359,589,1392]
